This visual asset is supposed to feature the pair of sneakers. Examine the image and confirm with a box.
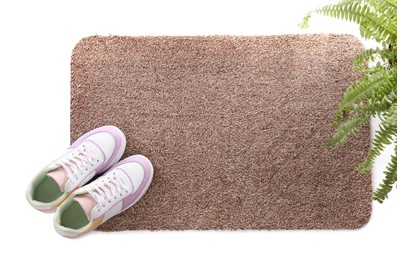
[26,126,154,238]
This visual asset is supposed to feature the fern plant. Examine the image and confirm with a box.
[301,0,397,203]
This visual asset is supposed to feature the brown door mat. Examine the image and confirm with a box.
[71,35,371,230]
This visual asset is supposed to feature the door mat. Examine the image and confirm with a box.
[71,35,371,230]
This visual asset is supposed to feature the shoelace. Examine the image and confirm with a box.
[87,172,129,210]
[56,143,100,185]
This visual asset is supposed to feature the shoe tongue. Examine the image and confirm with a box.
[48,142,103,192]
[84,141,104,162]
[73,193,97,221]
[47,167,68,192]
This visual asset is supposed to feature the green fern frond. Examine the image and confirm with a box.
[361,93,394,114]
[372,143,397,203]
[301,0,397,203]
[360,24,373,40]
[310,0,397,43]
[383,0,397,8]
[299,13,311,29]
[386,88,397,104]
[357,70,397,115]
[358,123,397,171]
[333,70,394,124]
[375,0,397,18]
[354,47,382,69]
[354,46,397,70]
[327,114,369,147]
[358,104,397,172]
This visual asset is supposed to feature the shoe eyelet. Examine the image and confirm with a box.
[97,160,99,162]
[119,193,122,196]
[108,200,111,203]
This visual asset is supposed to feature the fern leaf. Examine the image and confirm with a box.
[301,0,397,203]
[314,1,397,43]
[327,114,369,147]
[353,46,397,70]
[372,143,397,203]
[354,48,381,69]
[358,104,397,172]
[361,94,394,115]
[376,0,397,17]
[334,71,394,123]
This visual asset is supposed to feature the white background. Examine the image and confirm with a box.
[0,0,395,259]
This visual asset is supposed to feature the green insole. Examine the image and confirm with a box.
[60,200,90,229]
[33,175,63,203]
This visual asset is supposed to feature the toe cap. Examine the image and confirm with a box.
[117,162,145,191]
[85,132,116,162]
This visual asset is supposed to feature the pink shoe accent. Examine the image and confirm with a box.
[47,168,68,192]
[26,125,126,213]
[70,126,126,174]
[74,193,97,220]
[47,153,91,192]
[109,155,153,211]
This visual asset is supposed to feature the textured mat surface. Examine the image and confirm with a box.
[71,35,371,230]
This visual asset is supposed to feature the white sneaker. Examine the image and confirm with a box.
[54,155,154,238]
[26,126,126,212]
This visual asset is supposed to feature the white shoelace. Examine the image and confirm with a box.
[86,172,129,210]
[56,143,100,185]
